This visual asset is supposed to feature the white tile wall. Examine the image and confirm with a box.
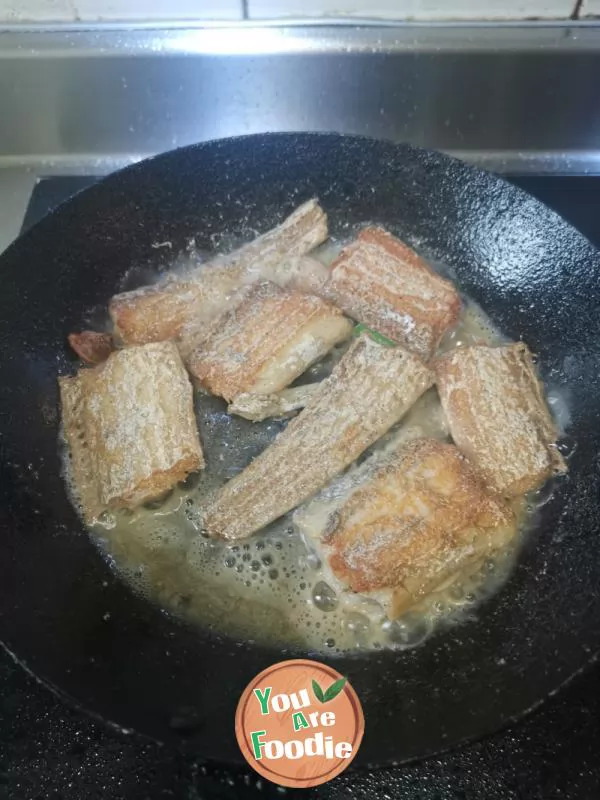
[247,0,574,18]
[0,0,579,22]
[581,0,600,16]
[0,0,70,20]
[0,0,243,22]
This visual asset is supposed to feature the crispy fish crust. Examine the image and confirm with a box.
[268,255,331,296]
[59,341,204,522]
[227,383,321,422]
[203,335,434,540]
[187,281,352,401]
[436,343,566,496]
[314,438,516,618]
[109,199,328,345]
[68,331,114,365]
[326,227,461,360]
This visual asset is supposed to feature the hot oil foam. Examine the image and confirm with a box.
[77,235,570,655]
[88,257,538,654]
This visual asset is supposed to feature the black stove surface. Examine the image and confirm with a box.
[2,174,600,800]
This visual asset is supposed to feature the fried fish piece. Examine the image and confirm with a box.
[188,282,352,401]
[203,335,435,540]
[109,199,328,345]
[68,331,114,365]
[59,341,204,522]
[300,438,516,619]
[436,343,566,497]
[227,383,320,422]
[326,227,461,360]
[268,255,331,296]
[110,272,241,348]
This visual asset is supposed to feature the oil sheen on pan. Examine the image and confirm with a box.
[59,200,570,655]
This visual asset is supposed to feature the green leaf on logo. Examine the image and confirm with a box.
[312,679,325,703]
[323,677,347,702]
[312,676,347,704]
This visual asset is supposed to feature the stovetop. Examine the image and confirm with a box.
[0,172,598,800]
[3,20,600,798]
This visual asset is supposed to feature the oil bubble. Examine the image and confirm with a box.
[344,612,371,644]
[312,581,338,612]
[305,552,321,570]
[387,615,431,648]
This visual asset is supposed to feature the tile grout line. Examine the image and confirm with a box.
[571,0,584,18]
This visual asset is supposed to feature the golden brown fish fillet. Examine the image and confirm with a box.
[227,383,321,422]
[203,335,435,540]
[436,343,566,497]
[326,227,461,360]
[303,438,516,619]
[109,199,328,346]
[187,282,352,401]
[268,255,331,296]
[59,341,204,522]
[68,331,114,365]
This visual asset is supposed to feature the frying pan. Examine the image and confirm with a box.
[0,133,599,768]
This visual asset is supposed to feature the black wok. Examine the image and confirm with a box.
[0,133,599,767]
